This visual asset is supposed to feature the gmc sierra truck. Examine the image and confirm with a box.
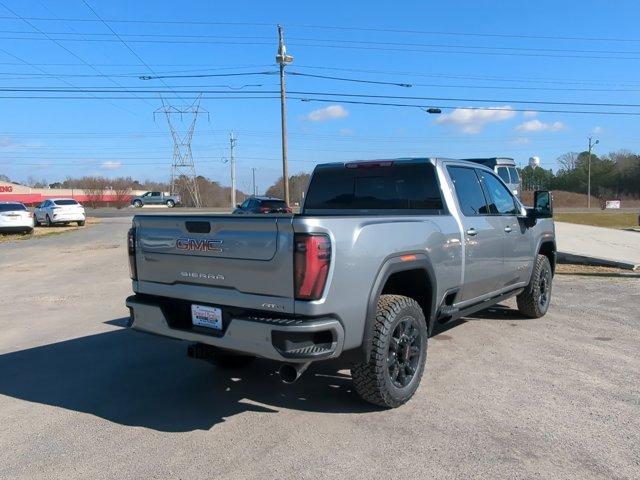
[126,158,555,408]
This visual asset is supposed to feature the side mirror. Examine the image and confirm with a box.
[534,190,553,218]
[236,204,242,208]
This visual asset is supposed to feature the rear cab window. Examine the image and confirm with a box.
[303,161,446,215]
[261,200,287,208]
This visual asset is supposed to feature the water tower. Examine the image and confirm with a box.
[529,156,541,169]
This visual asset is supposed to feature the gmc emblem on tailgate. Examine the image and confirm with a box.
[176,237,223,252]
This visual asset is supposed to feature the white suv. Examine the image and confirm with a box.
[34,198,86,227]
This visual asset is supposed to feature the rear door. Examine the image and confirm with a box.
[477,170,533,288]
[447,166,504,302]
[134,215,295,310]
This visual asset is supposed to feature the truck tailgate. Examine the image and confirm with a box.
[134,215,295,309]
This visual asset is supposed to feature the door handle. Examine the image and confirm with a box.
[466,228,478,236]
[504,226,512,233]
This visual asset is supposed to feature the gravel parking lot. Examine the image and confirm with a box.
[0,218,638,479]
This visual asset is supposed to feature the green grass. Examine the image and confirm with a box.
[554,212,638,229]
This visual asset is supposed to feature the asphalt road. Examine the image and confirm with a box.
[0,219,638,479]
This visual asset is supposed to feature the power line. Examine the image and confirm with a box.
[3,87,640,108]
[0,15,639,43]
[81,0,188,104]
[291,97,640,116]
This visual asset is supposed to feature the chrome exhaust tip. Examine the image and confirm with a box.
[278,362,310,384]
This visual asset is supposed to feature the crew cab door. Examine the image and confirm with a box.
[477,170,533,288]
[447,166,504,302]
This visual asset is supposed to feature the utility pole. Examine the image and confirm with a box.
[229,131,237,207]
[251,167,257,196]
[276,24,293,206]
[587,135,599,209]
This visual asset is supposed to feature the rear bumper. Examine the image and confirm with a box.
[125,294,345,362]
[52,213,85,222]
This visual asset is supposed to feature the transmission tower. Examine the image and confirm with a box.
[155,95,208,207]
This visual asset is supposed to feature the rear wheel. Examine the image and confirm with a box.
[352,294,428,408]
[33,216,39,226]
[166,199,175,208]
[77,220,85,227]
[517,254,553,318]
[45,214,53,227]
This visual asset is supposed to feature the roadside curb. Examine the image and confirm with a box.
[556,271,640,278]
[557,252,639,271]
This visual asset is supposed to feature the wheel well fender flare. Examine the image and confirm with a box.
[360,253,437,361]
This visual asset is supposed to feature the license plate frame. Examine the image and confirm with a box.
[191,304,223,331]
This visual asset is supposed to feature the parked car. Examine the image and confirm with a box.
[125,158,555,408]
[34,198,85,227]
[232,196,292,214]
[131,191,180,208]
[0,202,34,233]
[461,157,521,197]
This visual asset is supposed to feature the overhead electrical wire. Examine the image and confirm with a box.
[0,15,638,43]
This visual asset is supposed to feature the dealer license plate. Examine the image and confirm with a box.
[191,304,223,331]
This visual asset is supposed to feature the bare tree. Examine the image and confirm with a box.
[77,176,109,209]
[111,177,133,209]
[557,152,579,172]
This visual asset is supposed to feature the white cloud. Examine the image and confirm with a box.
[100,160,122,170]
[433,106,516,134]
[515,119,564,132]
[305,105,349,122]
[523,111,538,118]
[593,126,603,134]
[339,128,355,136]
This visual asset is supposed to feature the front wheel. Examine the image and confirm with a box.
[517,254,552,318]
[77,220,85,227]
[133,200,142,208]
[351,294,428,408]
[45,215,53,227]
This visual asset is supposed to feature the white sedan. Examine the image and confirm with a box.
[34,198,86,227]
[0,202,34,233]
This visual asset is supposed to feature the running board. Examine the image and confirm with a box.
[438,288,524,323]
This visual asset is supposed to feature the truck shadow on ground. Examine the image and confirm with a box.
[0,319,380,432]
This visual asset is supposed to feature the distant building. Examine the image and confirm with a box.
[0,180,145,205]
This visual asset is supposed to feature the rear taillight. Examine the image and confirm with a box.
[294,233,331,300]
[127,227,137,280]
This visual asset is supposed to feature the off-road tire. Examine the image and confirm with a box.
[212,350,256,369]
[351,294,428,408]
[517,254,552,318]
[77,220,85,227]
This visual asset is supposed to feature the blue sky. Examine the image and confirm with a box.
[1,0,639,192]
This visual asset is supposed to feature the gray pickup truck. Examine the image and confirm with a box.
[131,191,180,208]
[126,158,555,408]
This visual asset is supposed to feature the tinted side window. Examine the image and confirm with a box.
[240,199,250,209]
[508,167,520,184]
[151,192,160,197]
[496,166,511,183]
[304,162,444,213]
[479,171,519,215]
[447,166,490,216]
